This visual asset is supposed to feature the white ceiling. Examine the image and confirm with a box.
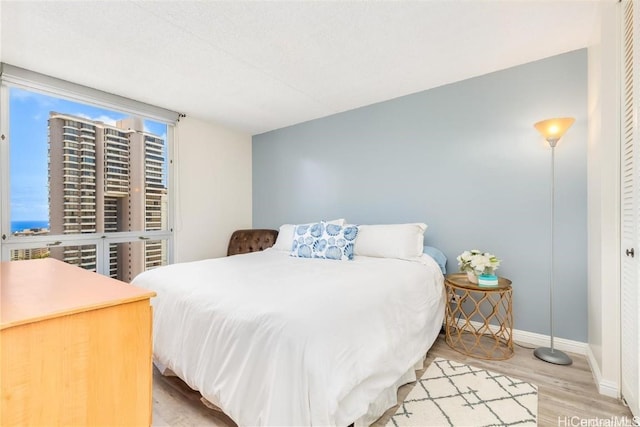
[1,0,600,135]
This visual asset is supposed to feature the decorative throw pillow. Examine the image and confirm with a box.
[290,222,325,258]
[291,222,359,260]
[272,218,346,251]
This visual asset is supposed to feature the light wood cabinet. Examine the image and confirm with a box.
[1,258,156,426]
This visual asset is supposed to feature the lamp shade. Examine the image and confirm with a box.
[534,117,575,147]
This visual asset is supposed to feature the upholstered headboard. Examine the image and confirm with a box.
[227,229,279,256]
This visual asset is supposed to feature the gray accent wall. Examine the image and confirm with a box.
[253,49,587,342]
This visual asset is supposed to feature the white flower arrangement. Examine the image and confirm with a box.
[457,250,501,275]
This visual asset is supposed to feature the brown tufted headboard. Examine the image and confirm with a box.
[227,229,279,256]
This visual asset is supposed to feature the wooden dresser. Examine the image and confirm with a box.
[1,258,156,426]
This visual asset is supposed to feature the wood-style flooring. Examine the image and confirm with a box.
[152,334,634,426]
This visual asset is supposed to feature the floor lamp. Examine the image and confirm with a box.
[533,117,575,366]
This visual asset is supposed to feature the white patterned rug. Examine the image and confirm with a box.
[386,358,537,427]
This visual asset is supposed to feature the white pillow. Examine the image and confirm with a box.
[354,223,427,260]
[272,218,346,251]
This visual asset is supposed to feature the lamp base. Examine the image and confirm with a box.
[534,347,573,365]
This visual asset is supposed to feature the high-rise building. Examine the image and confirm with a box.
[10,228,51,261]
[48,113,166,281]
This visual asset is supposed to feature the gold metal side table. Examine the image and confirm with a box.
[444,273,513,360]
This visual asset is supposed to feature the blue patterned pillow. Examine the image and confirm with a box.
[291,222,359,260]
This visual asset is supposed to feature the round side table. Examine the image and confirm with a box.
[444,273,514,360]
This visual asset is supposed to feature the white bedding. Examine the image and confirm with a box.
[132,249,445,426]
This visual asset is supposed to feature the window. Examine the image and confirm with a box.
[0,65,177,281]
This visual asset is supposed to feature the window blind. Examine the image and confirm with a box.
[0,63,180,125]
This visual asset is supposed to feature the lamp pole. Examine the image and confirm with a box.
[533,138,572,365]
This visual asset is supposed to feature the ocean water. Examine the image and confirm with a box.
[11,220,49,233]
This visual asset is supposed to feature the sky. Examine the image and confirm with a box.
[9,87,167,222]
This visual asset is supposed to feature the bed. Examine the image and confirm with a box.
[132,222,445,426]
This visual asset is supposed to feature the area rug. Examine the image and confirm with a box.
[386,358,537,427]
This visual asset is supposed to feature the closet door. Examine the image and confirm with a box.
[621,0,640,418]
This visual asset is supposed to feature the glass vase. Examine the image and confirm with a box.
[466,270,478,284]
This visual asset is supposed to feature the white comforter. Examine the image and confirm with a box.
[132,249,444,427]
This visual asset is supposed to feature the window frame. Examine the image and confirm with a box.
[0,67,176,278]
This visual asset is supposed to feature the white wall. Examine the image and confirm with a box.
[587,1,621,398]
[173,116,252,262]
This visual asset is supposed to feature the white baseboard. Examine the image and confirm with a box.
[585,345,620,398]
[453,319,588,355]
[511,328,588,356]
[450,319,621,398]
